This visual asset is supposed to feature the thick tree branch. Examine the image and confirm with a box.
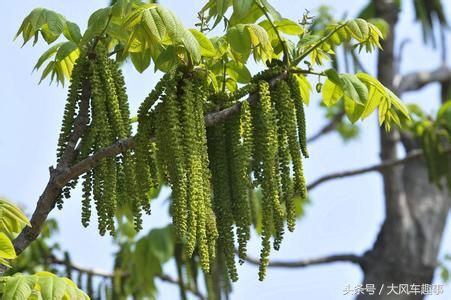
[49,255,206,300]
[396,65,451,93]
[12,77,91,257]
[244,253,364,268]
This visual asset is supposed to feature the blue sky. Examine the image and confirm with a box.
[1,0,451,299]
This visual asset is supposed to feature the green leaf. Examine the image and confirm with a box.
[344,96,365,123]
[130,49,152,73]
[214,0,231,27]
[230,3,263,26]
[154,45,178,72]
[339,73,368,105]
[81,7,112,45]
[293,74,312,105]
[437,101,451,122]
[276,19,304,35]
[0,198,31,236]
[15,8,67,45]
[87,7,112,31]
[227,24,252,61]
[233,0,254,19]
[34,43,62,70]
[0,232,16,260]
[188,29,216,57]
[35,272,67,300]
[246,23,273,61]
[147,225,174,263]
[62,22,81,43]
[322,78,343,106]
[260,0,282,21]
[346,18,370,41]
[226,61,251,83]
[2,275,36,300]
[55,41,78,61]
[182,30,202,63]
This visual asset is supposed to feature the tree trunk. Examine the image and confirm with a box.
[358,1,450,299]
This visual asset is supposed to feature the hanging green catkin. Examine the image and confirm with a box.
[56,55,86,161]
[179,73,210,270]
[90,58,117,235]
[288,74,309,159]
[206,207,219,264]
[253,80,284,281]
[206,98,238,281]
[134,79,167,224]
[225,107,251,263]
[154,71,189,242]
[81,171,93,227]
[275,79,305,231]
[286,76,308,200]
[107,55,141,217]
[97,46,126,139]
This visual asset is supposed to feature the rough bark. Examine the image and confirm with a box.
[358,1,450,299]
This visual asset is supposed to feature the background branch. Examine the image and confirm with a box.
[307,149,425,190]
[244,253,364,268]
[396,65,451,93]
[49,255,206,300]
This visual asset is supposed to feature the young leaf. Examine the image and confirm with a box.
[293,74,312,105]
[182,29,202,63]
[226,61,252,83]
[276,19,304,35]
[63,21,82,43]
[260,0,282,21]
[322,78,344,107]
[131,49,152,73]
[346,18,370,41]
[344,96,365,123]
[2,274,36,299]
[339,73,368,105]
[227,24,252,61]
[189,29,216,57]
[233,0,254,19]
[0,232,16,260]
[15,8,67,45]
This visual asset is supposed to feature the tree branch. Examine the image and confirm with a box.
[49,255,206,300]
[396,65,451,93]
[12,77,91,257]
[10,71,288,264]
[307,149,425,190]
[244,253,364,268]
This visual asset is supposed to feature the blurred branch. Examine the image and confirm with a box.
[307,111,345,143]
[49,255,206,300]
[396,65,451,93]
[244,253,364,268]
[307,149,425,190]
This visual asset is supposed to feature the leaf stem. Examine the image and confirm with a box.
[292,23,347,66]
[256,1,290,66]
[290,68,326,77]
